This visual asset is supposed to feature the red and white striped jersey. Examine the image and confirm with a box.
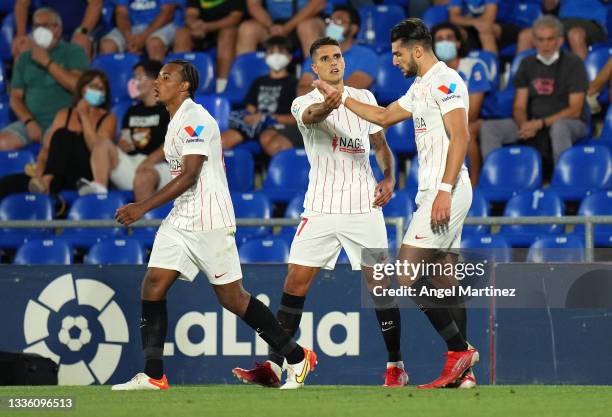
[163,98,235,231]
[397,61,471,191]
[291,86,382,214]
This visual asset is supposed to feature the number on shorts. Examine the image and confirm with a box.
[297,217,309,236]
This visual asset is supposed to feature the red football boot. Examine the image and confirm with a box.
[383,366,409,387]
[417,348,478,389]
[232,362,281,388]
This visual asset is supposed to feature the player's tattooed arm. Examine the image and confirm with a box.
[302,98,340,124]
[370,130,395,207]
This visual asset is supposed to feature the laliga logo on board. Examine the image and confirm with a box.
[22,274,129,385]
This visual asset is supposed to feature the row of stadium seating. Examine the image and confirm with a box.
[7,233,591,265]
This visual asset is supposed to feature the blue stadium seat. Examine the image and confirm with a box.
[223,52,268,106]
[194,94,230,132]
[0,101,10,127]
[232,192,272,244]
[584,46,612,83]
[0,193,54,249]
[14,238,73,265]
[527,235,585,263]
[422,5,449,29]
[85,238,145,265]
[467,49,500,89]
[131,201,174,247]
[238,237,289,263]
[405,154,419,189]
[574,191,612,247]
[234,140,263,156]
[386,118,416,154]
[382,191,415,225]
[262,149,310,203]
[357,5,406,53]
[91,53,140,104]
[460,234,512,262]
[375,52,415,105]
[0,150,34,178]
[224,148,254,192]
[550,145,612,201]
[0,13,14,61]
[506,2,542,28]
[464,188,490,236]
[0,61,7,100]
[599,105,612,140]
[166,52,215,94]
[60,193,127,248]
[501,189,564,247]
[101,0,114,30]
[478,146,542,202]
[111,100,133,137]
[369,151,399,189]
[276,193,304,241]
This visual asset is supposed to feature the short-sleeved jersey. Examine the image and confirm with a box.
[291,86,382,214]
[117,0,179,27]
[163,98,235,231]
[448,0,498,17]
[397,61,471,191]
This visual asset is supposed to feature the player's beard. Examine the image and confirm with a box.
[404,52,418,78]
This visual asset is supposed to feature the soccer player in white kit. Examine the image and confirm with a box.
[316,18,478,389]
[232,37,408,388]
[111,60,316,391]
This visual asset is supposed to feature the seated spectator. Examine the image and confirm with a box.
[221,36,300,156]
[517,0,608,60]
[448,0,521,54]
[99,0,179,61]
[78,61,171,202]
[297,5,378,96]
[586,56,612,114]
[0,7,88,151]
[28,70,116,194]
[12,0,103,60]
[432,22,492,185]
[480,15,588,178]
[173,0,245,93]
[236,0,325,59]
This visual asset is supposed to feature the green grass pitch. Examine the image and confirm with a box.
[1,385,610,417]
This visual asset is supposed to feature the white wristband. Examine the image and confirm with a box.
[439,182,453,193]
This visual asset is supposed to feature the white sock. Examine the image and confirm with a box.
[216,78,228,93]
[266,360,282,379]
[387,361,404,369]
[92,182,108,193]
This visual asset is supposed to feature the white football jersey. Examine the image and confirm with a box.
[163,98,235,231]
[398,61,471,190]
[292,86,383,214]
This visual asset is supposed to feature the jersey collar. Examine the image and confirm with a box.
[172,97,193,121]
[420,61,445,83]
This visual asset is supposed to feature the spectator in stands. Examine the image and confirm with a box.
[28,70,116,194]
[432,22,491,186]
[0,8,88,151]
[236,0,325,59]
[479,15,588,177]
[586,57,612,114]
[99,0,179,61]
[516,0,608,60]
[173,0,245,94]
[12,0,103,60]
[297,5,378,96]
[78,61,172,202]
[448,0,521,54]
[221,36,299,156]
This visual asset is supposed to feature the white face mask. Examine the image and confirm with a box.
[265,53,290,71]
[32,26,54,49]
[536,50,560,66]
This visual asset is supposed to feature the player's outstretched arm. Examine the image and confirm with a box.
[115,154,205,226]
[301,90,342,124]
[370,130,395,207]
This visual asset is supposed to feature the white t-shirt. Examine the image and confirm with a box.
[291,86,383,214]
[163,98,235,231]
[398,61,471,190]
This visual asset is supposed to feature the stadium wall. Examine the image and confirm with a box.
[0,265,610,386]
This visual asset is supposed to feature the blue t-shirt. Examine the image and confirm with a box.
[36,0,88,36]
[448,0,498,17]
[303,45,379,81]
[265,0,308,22]
[116,0,179,27]
[559,0,607,29]
[458,58,491,94]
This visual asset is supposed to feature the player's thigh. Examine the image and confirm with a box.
[110,151,145,190]
[288,211,342,270]
[337,211,388,271]
[148,223,200,282]
[190,227,243,286]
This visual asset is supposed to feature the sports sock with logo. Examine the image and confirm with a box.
[269,292,306,368]
[141,300,167,380]
[373,294,402,362]
[242,296,305,365]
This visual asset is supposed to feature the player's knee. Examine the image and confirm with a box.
[237,20,260,43]
[134,167,159,190]
[141,273,168,300]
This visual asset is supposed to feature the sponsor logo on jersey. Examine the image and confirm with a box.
[437,83,457,95]
[169,158,182,174]
[332,136,365,154]
[184,125,204,137]
[415,117,427,133]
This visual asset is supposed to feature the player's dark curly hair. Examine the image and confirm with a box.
[309,36,340,59]
[167,59,199,98]
[390,18,433,50]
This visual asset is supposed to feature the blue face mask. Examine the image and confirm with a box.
[435,40,458,62]
[84,88,105,107]
[325,22,345,43]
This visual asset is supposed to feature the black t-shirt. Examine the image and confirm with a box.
[513,51,588,122]
[187,0,246,22]
[245,75,298,115]
[121,103,170,156]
